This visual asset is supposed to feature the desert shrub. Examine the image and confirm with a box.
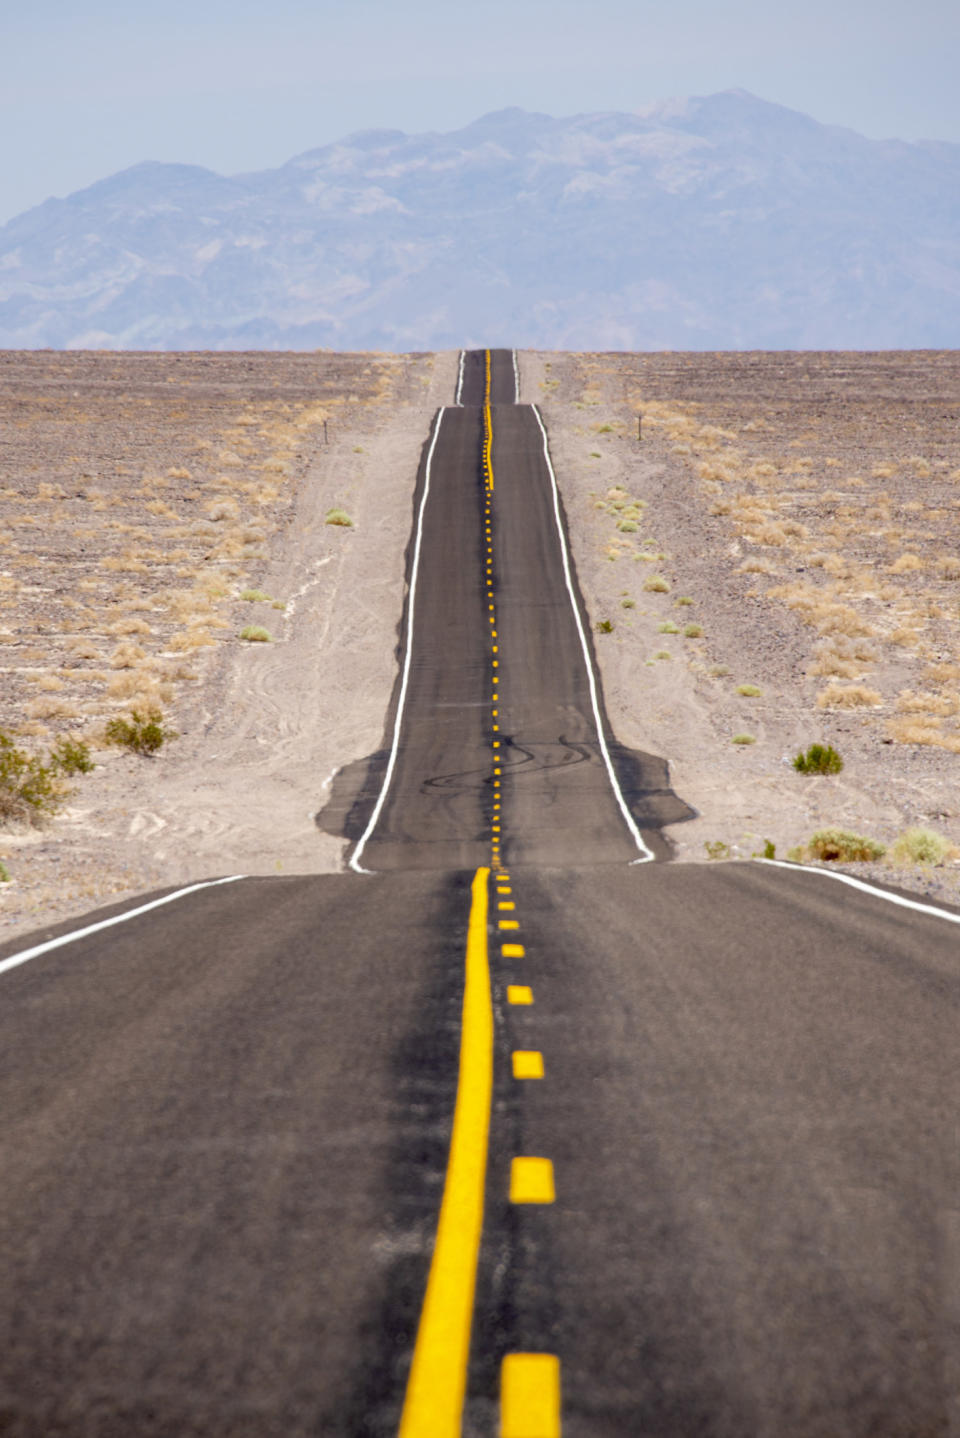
[617,519,639,533]
[105,708,176,756]
[658,621,680,634]
[0,730,70,825]
[801,829,886,863]
[887,827,959,867]
[889,553,924,573]
[50,737,94,775]
[0,859,9,882]
[620,597,635,609]
[816,682,882,709]
[239,588,271,603]
[643,575,670,593]
[683,623,703,638]
[595,619,613,634]
[325,508,353,527]
[793,743,843,775]
[240,625,272,642]
[736,684,762,697]
[731,733,756,745]
[704,840,730,860]
[653,649,672,660]
[675,596,695,606]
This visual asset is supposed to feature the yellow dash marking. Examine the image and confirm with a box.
[500,1354,561,1438]
[510,1157,555,1204]
[507,985,533,1005]
[398,868,492,1438]
[492,645,499,653]
[512,1051,545,1080]
[501,943,524,957]
[491,629,497,637]
[492,825,501,834]
[496,885,510,893]
[498,901,515,910]
[499,919,519,930]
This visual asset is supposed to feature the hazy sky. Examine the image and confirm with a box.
[3,0,958,225]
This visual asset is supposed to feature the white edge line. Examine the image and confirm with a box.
[531,403,654,864]
[755,856,960,925]
[455,350,465,406]
[0,874,246,979]
[511,348,520,404]
[349,406,447,874]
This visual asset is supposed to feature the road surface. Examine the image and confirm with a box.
[0,350,958,1436]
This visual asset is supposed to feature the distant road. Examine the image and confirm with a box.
[0,350,957,1436]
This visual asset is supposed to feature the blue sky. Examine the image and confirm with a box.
[3,0,958,225]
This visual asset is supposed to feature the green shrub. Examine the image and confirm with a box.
[736,683,762,697]
[239,588,271,603]
[704,840,730,860]
[595,619,613,634]
[658,621,680,634]
[802,829,886,862]
[793,743,843,775]
[0,858,10,883]
[753,839,776,859]
[683,623,704,638]
[653,649,672,660]
[620,597,635,609]
[675,596,695,607]
[50,736,94,775]
[240,625,272,643]
[325,508,353,527]
[105,708,177,756]
[731,733,756,745]
[643,575,670,593]
[0,730,69,825]
[888,827,959,866]
[617,519,639,533]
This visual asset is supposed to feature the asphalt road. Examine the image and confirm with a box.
[1,349,958,1436]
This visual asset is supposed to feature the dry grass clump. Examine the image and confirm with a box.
[885,716,960,751]
[887,827,959,866]
[888,553,925,573]
[816,682,882,709]
[808,635,878,678]
[896,689,959,716]
[790,829,886,863]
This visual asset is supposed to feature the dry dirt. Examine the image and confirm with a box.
[4,347,960,944]
[1,349,455,940]
[523,349,960,906]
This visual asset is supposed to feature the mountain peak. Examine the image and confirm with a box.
[1,95,957,351]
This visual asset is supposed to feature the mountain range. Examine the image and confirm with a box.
[2,90,959,351]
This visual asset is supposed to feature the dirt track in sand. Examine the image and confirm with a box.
[3,346,960,941]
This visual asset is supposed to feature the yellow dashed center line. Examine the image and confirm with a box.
[512,1050,545,1080]
[501,1354,561,1438]
[510,1157,556,1205]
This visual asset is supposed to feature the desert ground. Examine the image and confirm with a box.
[2,347,960,941]
[526,349,960,902]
